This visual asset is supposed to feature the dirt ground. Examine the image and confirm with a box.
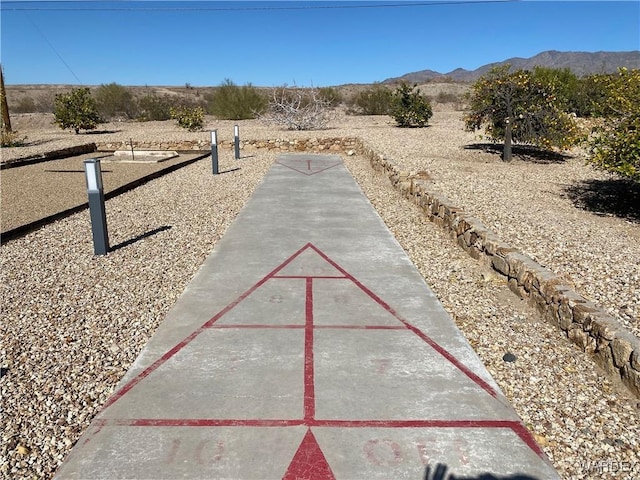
[1,152,206,234]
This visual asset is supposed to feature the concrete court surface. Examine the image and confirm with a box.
[55,154,559,479]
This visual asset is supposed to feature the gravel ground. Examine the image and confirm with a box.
[1,109,639,479]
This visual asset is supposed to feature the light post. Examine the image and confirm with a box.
[234,124,240,160]
[211,130,219,175]
[83,158,109,255]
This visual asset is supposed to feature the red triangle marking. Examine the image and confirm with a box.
[283,429,335,480]
[275,247,346,278]
[102,242,498,411]
[276,158,342,176]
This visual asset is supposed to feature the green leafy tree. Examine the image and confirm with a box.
[94,82,137,119]
[531,67,580,112]
[170,105,205,131]
[578,73,620,118]
[53,87,102,134]
[207,79,266,120]
[464,65,581,161]
[390,83,433,127]
[348,84,393,115]
[587,68,640,181]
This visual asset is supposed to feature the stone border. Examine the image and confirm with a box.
[359,144,640,398]
[95,137,361,154]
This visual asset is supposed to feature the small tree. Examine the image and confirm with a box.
[587,68,640,181]
[170,105,205,131]
[207,79,266,120]
[465,66,581,161]
[390,83,433,127]
[259,86,333,130]
[348,84,393,115]
[531,67,580,113]
[53,87,102,134]
[574,73,617,118]
[94,82,137,120]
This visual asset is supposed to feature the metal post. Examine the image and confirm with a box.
[211,130,219,175]
[83,159,109,255]
[503,118,512,162]
[234,124,240,160]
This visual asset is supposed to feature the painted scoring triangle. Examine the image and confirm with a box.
[277,157,342,176]
[276,246,345,278]
[283,429,335,480]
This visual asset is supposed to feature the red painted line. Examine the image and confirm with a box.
[95,418,304,428]
[510,421,546,458]
[101,244,315,411]
[305,243,500,399]
[276,160,342,176]
[92,416,545,458]
[314,325,407,330]
[273,275,347,279]
[211,324,305,329]
[304,277,315,422]
[283,428,336,480]
[210,324,405,330]
[95,417,522,431]
[307,159,312,171]
[308,419,521,429]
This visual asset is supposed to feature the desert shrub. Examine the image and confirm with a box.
[11,93,56,113]
[53,87,102,134]
[1,128,26,147]
[318,87,343,107]
[94,82,137,120]
[435,91,461,104]
[348,84,392,115]
[207,79,266,120]
[587,68,640,181]
[12,96,37,113]
[35,93,56,113]
[259,86,333,130]
[170,105,205,131]
[137,94,173,121]
[390,83,433,127]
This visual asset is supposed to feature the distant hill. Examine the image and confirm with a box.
[384,50,640,84]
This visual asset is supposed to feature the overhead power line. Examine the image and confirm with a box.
[2,0,518,12]
[23,12,84,84]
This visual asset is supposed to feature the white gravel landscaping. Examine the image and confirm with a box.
[1,109,639,479]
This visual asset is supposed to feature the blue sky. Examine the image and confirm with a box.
[1,1,639,86]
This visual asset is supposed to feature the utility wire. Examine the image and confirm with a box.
[2,0,518,12]
[23,13,84,84]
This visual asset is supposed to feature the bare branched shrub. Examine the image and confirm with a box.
[259,86,334,130]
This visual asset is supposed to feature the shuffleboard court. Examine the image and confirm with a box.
[55,154,559,479]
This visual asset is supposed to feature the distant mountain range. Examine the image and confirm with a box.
[384,50,640,84]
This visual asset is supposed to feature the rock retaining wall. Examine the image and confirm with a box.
[359,143,640,398]
[95,137,361,154]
